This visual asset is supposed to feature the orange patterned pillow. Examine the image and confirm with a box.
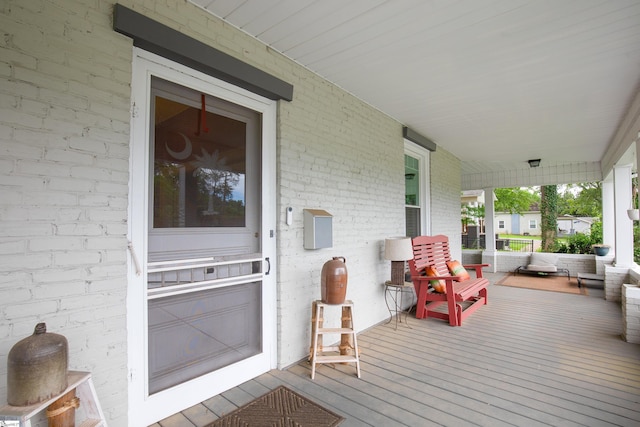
[425,265,446,293]
[446,260,471,281]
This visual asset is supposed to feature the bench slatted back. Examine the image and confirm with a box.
[410,235,452,277]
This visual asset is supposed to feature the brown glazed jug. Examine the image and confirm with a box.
[7,323,69,406]
[321,256,348,304]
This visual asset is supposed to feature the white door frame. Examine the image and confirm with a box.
[127,48,277,427]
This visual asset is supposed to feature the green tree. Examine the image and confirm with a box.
[465,205,485,223]
[540,185,558,252]
[494,187,539,214]
[461,204,474,229]
[461,204,485,234]
[557,186,577,215]
[557,182,602,217]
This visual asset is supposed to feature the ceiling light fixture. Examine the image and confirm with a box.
[528,159,541,168]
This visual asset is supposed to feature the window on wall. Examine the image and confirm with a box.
[405,154,420,237]
[404,141,430,238]
[529,219,537,229]
[498,220,505,229]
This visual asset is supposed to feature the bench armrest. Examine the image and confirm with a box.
[463,263,490,278]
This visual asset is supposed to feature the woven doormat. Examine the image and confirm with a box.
[206,385,344,427]
[497,273,587,295]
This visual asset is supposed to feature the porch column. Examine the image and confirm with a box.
[613,164,634,268]
[482,188,497,272]
[601,176,615,249]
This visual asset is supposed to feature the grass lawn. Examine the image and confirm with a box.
[498,234,568,245]
[498,234,540,240]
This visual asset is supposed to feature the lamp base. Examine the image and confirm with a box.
[390,261,405,286]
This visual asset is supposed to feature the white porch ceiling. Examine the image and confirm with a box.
[191,0,640,183]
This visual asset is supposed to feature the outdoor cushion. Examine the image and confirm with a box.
[527,264,557,273]
[447,260,471,281]
[425,265,446,293]
[526,253,558,273]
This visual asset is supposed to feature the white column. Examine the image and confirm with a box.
[602,175,615,248]
[613,164,634,267]
[482,188,497,272]
[484,188,496,252]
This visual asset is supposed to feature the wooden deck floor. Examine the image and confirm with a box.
[152,275,640,427]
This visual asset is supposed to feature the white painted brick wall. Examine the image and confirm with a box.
[622,284,640,343]
[430,148,463,260]
[0,0,466,424]
[604,265,629,302]
[276,69,408,367]
[560,254,596,275]
[0,1,130,425]
[464,251,598,277]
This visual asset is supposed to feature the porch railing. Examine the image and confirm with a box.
[462,235,534,252]
[503,238,534,252]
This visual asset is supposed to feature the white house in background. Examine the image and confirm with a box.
[463,190,595,237]
[461,189,487,232]
[462,190,543,236]
[495,211,595,236]
[461,189,485,206]
[495,211,542,236]
[557,215,595,235]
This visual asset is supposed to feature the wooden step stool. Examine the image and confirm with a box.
[309,300,361,380]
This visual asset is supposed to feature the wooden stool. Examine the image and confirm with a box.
[309,300,361,380]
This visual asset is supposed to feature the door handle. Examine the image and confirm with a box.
[127,240,141,276]
[265,257,271,275]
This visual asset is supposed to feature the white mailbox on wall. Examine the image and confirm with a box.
[303,209,333,249]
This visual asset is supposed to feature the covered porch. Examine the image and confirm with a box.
[3,2,640,426]
[154,274,640,427]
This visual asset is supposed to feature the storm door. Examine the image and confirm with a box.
[128,50,276,427]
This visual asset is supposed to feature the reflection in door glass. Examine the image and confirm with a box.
[154,95,246,228]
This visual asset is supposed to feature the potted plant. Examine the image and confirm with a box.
[592,244,610,256]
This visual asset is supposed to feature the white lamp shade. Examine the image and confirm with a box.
[384,237,414,261]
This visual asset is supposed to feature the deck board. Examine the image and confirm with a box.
[156,277,640,427]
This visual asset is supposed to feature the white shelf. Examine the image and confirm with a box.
[0,371,107,427]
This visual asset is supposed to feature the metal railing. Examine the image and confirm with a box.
[502,238,534,252]
[462,235,534,252]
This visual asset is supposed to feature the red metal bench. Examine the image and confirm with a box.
[408,235,490,326]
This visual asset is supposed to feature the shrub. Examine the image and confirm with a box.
[554,219,640,260]
[590,220,603,244]
[555,232,593,254]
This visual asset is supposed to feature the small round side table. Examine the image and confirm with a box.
[384,281,414,330]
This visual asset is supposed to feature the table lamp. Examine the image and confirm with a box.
[384,237,414,285]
